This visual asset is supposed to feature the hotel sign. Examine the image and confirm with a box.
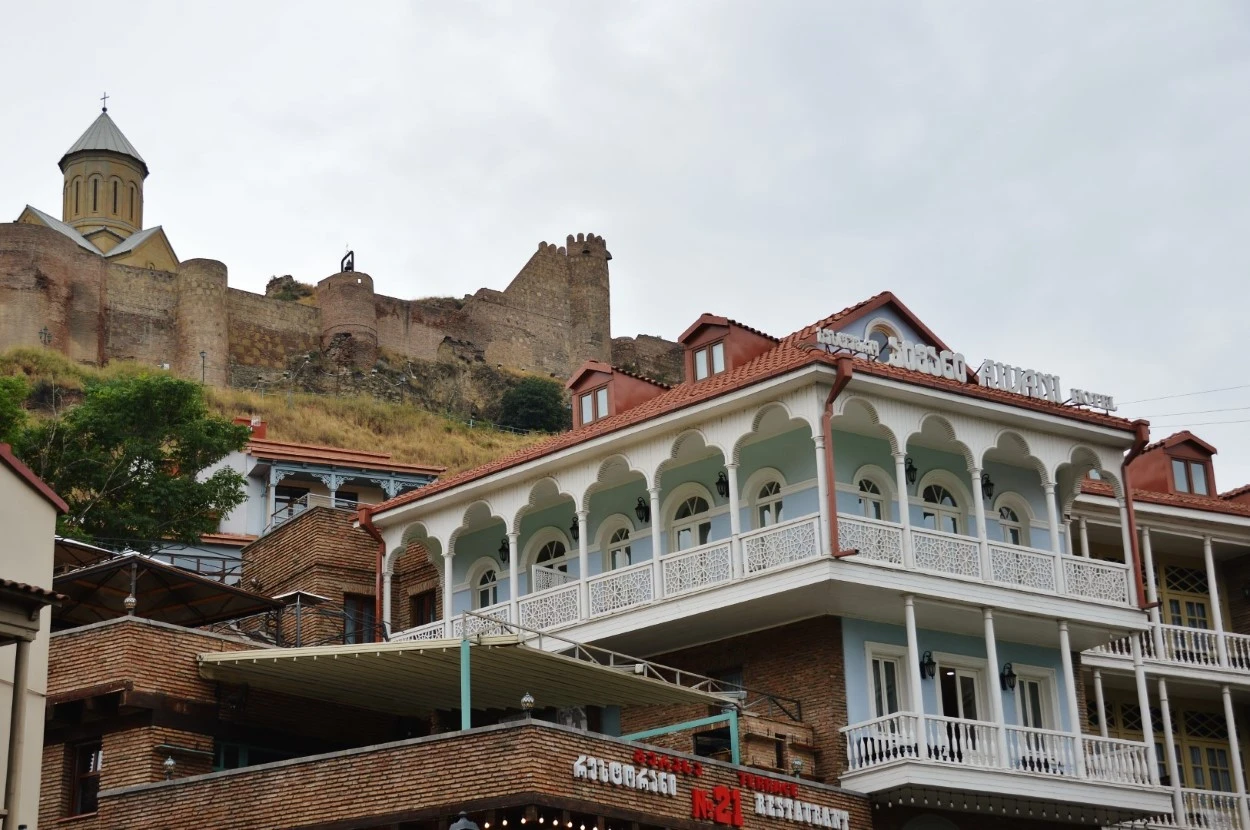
[979,358,1117,411]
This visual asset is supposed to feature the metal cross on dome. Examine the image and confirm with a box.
[100,91,109,112]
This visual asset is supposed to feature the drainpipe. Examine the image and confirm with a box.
[359,507,386,638]
[822,355,855,556]
[1121,419,1151,610]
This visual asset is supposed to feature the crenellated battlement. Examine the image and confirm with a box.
[535,232,611,261]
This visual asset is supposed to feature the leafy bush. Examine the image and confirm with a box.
[498,376,570,433]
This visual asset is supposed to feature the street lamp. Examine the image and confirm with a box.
[521,691,535,713]
[199,351,207,384]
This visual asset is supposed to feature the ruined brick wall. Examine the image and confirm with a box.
[316,270,378,368]
[620,618,847,782]
[374,295,458,363]
[225,287,319,371]
[612,334,684,385]
[0,223,107,364]
[102,263,178,365]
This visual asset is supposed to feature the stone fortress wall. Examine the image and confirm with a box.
[0,224,683,388]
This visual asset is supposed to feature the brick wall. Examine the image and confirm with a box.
[226,287,320,370]
[102,263,178,365]
[391,541,442,631]
[620,618,847,782]
[94,721,872,830]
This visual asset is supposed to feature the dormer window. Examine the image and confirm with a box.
[579,385,609,425]
[1172,458,1210,495]
[694,341,726,380]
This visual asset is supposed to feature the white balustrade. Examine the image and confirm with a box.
[587,560,654,617]
[1227,633,1250,671]
[837,515,904,565]
[1082,735,1153,786]
[1065,557,1132,604]
[1088,633,1141,660]
[662,542,733,596]
[842,712,921,770]
[919,714,1000,768]
[911,528,982,579]
[451,603,511,637]
[1004,724,1077,776]
[390,620,446,642]
[518,582,580,630]
[1177,789,1243,830]
[1159,624,1222,667]
[742,516,821,574]
[532,564,574,592]
[989,544,1058,593]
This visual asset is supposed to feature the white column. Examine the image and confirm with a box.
[442,550,455,636]
[649,486,663,597]
[1118,501,1134,567]
[1221,684,1250,828]
[1063,517,1073,555]
[1058,620,1087,778]
[1141,527,1165,658]
[1093,669,1109,738]
[1157,678,1185,821]
[1043,482,1062,554]
[577,510,589,619]
[507,531,519,623]
[3,638,30,827]
[726,462,744,576]
[971,467,991,577]
[1079,516,1090,558]
[382,566,394,635]
[1131,634,1161,785]
[903,595,927,757]
[1204,535,1230,667]
[894,453,914,569]
[812,435,831,556]
[983,608,1009,765]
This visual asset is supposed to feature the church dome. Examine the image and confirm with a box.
[59,109,148,176]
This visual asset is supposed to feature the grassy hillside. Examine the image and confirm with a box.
[0,348,543,474]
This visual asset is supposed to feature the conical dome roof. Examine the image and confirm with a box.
[59,110,147,174]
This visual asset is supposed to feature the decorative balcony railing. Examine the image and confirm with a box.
[842,712,1155,787]
[390,620,446,642]
[588,560,653,617]
[452,602,511,637]
[1088,626,1250,672]
[837,514,1132,606]
[742,516,822,574]
[532,564,575,592]
[519,582,580,630]
[663,542,733,597]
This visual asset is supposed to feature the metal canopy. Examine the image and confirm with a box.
[198,635,728,716]
[53,553,280,628]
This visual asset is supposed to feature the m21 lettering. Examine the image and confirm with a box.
[691,785,744,827]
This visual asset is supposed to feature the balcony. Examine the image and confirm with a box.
[840,712,1171,824]
[1121,789,1246,829]
[1086,626,1250,678]
[837,513,1133,606]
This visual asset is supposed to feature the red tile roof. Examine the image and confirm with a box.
[567,360,671,391]
[1221,484,1250,500]
[247,438,444,476]
[1081,479,1250,518]
[0,577,65,605]
[370,295,1139,517]
[0,443,68,513]
[677,313,780,345]
[1140,430,1218,456]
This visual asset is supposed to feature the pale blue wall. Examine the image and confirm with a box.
[586,479,654,577]
[831,307,925,345]
[841,618,1073,731]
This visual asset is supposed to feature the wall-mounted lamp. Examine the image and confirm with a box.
[790,757,804,778]
[919,650,937,680]
[569,517,579,542]
[715,471,730,499]
[999,662,1017,691]
[498,537,510,563]
[163,755,176,780]
[905,457,918,486]
[634,496,651,524]
[981,473,995,500]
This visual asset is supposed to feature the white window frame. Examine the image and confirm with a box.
[932,652,988,722]
[914,469,971,536]
[865,642,910,718]
[743,467,787,530]
[850,464,895,522]
[665,482,716,552]
[523,526,573,584]
[1011,664,1060,731]
[863,317,901,363]
[464,556,503,610]
[992,491,1035,549]
[595,513,636,571]
[579,384,610,425]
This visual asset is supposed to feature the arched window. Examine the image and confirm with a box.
[111,180,118,215]
[756,481,784,528]
[476,569,499,609]
[534,539,569,573]
[673,495,711,551]
[128,184,136,221]
[74,180,80,215]
[91,178,98,211]
[864,318,901,363]
[998,506,1026,547]
[921,484,962,534]
[858,479,886,520]
[607,527,632,569]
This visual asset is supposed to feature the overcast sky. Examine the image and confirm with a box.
[4,2,1249,485]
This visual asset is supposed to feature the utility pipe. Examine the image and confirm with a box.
[1121,419,1151,610]
[359,507,387,637]
[821,355,855,556]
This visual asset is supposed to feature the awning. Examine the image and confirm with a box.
[199,635,729,716]
[53,553,281,628]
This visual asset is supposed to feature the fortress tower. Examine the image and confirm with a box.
[57,105,148,249]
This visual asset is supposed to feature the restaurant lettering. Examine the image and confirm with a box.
[980,359,1117,411]
[573,754,678,796]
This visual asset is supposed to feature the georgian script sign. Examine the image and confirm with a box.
[816,329,880,358]
[885,337,967,381]
[573,754,679,796]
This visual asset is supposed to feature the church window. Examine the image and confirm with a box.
[112,181,118,215]
[128,185,136,221]
[74,180,80,214]
[92,179,98,211]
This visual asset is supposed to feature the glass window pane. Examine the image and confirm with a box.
[677,527,692,550]
[1027,683,1043,728]
[870,500,883,520]
[959,675,978,720]
[1172,459,1189,492]
[695,349,709,380]
[883,661,898,713]
[1191,463,1209,495]
[596,387,609,418]
[580,394,593,424]
[698,522,711,545]
[711,342,725,374]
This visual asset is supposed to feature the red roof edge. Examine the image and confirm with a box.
[0,443,68,513]
[1142,430,1219,456]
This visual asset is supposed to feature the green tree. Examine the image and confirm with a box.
[498,376,570,433]
[12,373,250,552]
[0,375,27,444]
